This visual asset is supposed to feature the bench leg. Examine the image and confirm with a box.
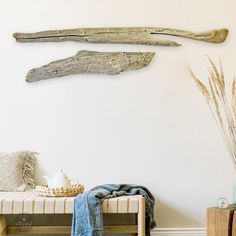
[0,216,6,236]
[138,197,145,236]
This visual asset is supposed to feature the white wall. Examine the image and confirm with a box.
[0,0,235,228]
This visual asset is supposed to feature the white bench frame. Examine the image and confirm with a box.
[0,192,145,235]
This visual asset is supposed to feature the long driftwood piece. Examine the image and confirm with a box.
[13,27,228,46]
[26,50,155,82]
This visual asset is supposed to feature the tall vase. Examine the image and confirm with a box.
[233,181,236,205]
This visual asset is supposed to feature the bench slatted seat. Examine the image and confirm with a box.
[0,192,145,236]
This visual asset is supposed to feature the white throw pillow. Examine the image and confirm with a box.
[0,151,37,191]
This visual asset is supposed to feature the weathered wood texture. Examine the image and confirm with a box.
[26,50,155,82]
[13,27,229,46]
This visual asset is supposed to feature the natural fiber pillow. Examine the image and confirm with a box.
[0,151,37,191]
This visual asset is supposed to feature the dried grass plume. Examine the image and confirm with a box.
[189,58,236,169]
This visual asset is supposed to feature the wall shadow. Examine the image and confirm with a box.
[155,197,203,227]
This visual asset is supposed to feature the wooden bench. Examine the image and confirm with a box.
[0,192,145,235]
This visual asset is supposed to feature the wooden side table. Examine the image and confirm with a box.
[207,206,236,236]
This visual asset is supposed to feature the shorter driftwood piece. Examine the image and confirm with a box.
[13,27,229,46]
[26,50,155,82]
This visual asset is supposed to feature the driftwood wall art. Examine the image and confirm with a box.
[26,50,155,82]
[14,26,229,82]
[13,27,229,46]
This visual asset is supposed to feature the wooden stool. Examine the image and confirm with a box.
[207,205,236,236]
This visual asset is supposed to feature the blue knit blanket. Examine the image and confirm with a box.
[71,184,156,236]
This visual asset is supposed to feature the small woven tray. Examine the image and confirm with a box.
[35,184,84,197]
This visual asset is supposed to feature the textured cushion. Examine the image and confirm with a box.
[0,151,37,191]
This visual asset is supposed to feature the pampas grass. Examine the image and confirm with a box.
[189,58,236,169]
